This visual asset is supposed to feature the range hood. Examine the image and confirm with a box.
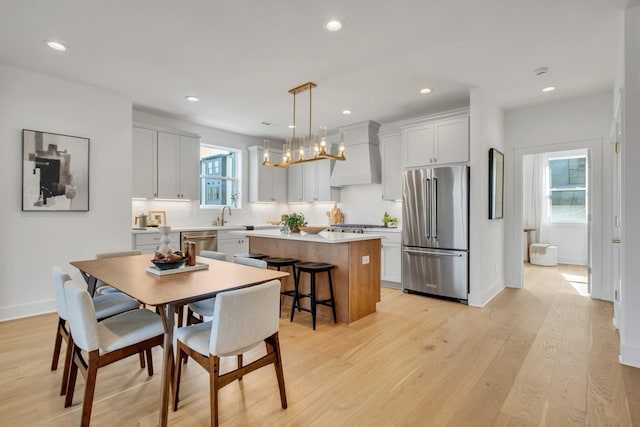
[330,121,382,187]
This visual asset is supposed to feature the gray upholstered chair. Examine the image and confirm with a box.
[233,256,267,269]
[63,280,164,427]
[172,280,287,426]
[94,250,142,295]
[185,251,227,326]
[51,267,141,396]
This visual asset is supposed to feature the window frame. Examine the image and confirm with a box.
[546,154,587,224]
[199,143,242,209]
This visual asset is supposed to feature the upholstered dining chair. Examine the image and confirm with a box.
[172,280,287,427]
[184,251,227,326]
[51,267,141,396]
[94,250,142,295]
[233,256,268,269]
[63,280,164,427]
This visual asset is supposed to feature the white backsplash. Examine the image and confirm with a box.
[131,183,402,228]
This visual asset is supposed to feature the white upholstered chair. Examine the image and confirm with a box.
[233,256,268,269]
[94,250,142,295]
[172,280,287,427]
[51,267,141,396]
[63,280,164,427]
[184,251,227,326]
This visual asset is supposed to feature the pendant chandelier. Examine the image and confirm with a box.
[263,82,346,168]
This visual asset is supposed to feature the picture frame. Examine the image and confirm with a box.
[149,210,167,226]
[22,129,90,211]
[489,148,504,219]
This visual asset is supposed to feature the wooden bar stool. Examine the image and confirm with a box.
[291,262,337,330]
[265,257,298,315]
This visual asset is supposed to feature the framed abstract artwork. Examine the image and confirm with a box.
[22,129,90,211]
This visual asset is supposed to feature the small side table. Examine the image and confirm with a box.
[523,228,536,262]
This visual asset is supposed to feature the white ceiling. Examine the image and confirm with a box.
[0,0,627,139]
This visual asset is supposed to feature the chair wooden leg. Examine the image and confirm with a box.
[64,348,79,408]
[139,351,146,369]
[173,345,184,411]
[51,318,64,371]
[237,354,243,381]
[209,356,220,427]
[146,348,154,376]
[268,333,288,409]
[176,306,184,328]
[80,351,100,427]
[60,334,74,396]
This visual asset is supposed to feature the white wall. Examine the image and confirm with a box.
[468,88,506,307]
[505,92,612,300]
[619,3,640,367]
[0,64,133,321]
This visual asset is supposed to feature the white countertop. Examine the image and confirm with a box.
[233,228,382,243]
[131,225,279,234]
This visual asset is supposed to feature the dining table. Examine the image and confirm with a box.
[70,253,289,427]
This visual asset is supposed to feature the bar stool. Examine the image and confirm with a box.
[265,257,298,315]
[234,253,268,260]
[291,262,337,330]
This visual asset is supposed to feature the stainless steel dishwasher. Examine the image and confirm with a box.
[180,230,217,255]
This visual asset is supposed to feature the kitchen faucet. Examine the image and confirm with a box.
[220,206,231,226]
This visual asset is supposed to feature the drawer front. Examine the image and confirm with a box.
[135,232,180,246]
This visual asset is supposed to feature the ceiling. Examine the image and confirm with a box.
[0,0,627,140]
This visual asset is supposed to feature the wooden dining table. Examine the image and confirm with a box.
[70,253,288,427]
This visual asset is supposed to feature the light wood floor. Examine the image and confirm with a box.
[1,264,638,426]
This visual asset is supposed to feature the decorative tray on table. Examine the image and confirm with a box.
[146,262,209,276]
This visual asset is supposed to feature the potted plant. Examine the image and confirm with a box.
[382,211,398,228]
[282,212,307,233]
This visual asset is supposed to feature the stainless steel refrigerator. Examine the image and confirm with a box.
[402,166,469,302]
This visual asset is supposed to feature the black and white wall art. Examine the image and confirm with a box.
[22,129,89,211]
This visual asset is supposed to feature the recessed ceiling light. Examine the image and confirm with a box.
[325,19,343,32]
[288,124,296,129]
[45,40,68,51]
[419,88,433,94]
[542,86,557,93]
[185,96,200,102]
[342,110,352,115]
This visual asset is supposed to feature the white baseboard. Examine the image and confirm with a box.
[557,257,586,265]
[468,280,505,308]
[0,299,56,322]
[619,343,640,368]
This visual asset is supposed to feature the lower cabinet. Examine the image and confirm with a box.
[133,231,181,255]
[217,231,249,261]
[364,230,401,284]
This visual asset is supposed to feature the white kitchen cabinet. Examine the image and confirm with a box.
[380,131,402,200]
[217,230,249,261]
[248,146,287,203]
[401,115,469,167]
[287,157,336,202]
[132,231,180,254]
[364,230,401,284]
[132,126,200,200]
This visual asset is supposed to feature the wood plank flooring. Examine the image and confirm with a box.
[0,263,637,426]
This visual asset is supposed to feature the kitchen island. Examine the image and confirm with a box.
[235,229,382,324]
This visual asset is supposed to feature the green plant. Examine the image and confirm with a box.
[382,211,398,227]
[282,212,307,232]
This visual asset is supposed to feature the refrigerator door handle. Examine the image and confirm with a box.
[433,177,438,240]
[425,178,431,238]
[403,248,463,257]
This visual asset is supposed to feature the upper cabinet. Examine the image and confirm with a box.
[379,131,402,200]
[247,146,287,203]
[132,126,200,200]
[289,160,336,203]
[401,114,469,168]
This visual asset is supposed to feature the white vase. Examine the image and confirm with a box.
[157,226,173,255]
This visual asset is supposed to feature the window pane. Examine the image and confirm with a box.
[550,190,586,222]
[199,144,239,207]
[549,157,585,188]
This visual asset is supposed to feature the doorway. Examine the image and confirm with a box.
[510,138,605,299]
[522,148,591,294]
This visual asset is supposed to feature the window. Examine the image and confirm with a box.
[547,155,587,223]
[200,144,240,208]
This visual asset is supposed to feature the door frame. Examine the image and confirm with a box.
[510,138,605,299]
